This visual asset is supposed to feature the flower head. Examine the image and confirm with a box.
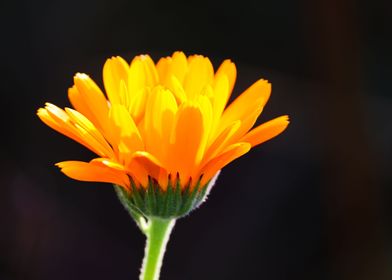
[38,52,288,217]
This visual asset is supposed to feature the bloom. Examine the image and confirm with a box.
[38,52,288,195]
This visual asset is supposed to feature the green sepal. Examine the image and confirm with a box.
[114,174,218,220]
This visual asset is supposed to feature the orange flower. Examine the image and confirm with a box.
[37,52,289,191]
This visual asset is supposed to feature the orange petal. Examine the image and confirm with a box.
[73,73,109,124]
[39,104,108,157]
[219,79,271,131]
[67,86,111,145]
[68,85,97,126]
[200,142,251,185]
[90,158,126,171]
[204,120,241,162]
[37,107,80,143]
[169,102,204,182]
[91,158,145,188]
[226,103,264,143]
[56,160,130,189]
[65,108,115,158]
[109,104,144,165]
[240,115,289,147]
[132,151,169,189]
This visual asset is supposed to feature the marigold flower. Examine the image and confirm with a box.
[37,52,288,217]
[38,52,290,279]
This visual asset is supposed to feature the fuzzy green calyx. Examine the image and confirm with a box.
[114,173,218,221]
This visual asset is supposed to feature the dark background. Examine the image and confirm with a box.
[1,0,391,279]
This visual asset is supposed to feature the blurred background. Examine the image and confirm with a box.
[0,0,391,279]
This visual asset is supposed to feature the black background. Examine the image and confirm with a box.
[1,0,391,279]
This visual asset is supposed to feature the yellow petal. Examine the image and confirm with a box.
[128,87,149,124]
[169,51,188,83]
[156,57,170,84]
[195,95,213,165]
[240,115,289,147]
[183,56,214,99]
[109,104,144,164]
[215,59,237,96]
[128,55,158,94]
[168,76,187,104]
[156,51,188,86]
[103,56,129,106]
[209,73,230,139]
[212,73,230,117]
[143,87,178,163]
[200,142,251,185]
[140,55,159,86]
[56,160,130,189]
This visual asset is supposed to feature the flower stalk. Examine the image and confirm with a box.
[140,218,176,280]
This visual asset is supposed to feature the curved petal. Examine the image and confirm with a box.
[200,142,251,185]
[240,115,289,147]
[156,57,170,84]
[128,55,158,95]
[169,51,188,83]
[219,79,271,132]
[215,59,236,99]
[169,102,205,182]
[103,56,130,106]
[65,108,114,158]
[72,73,110,127]
[109,104,144,165]
[196,95,213,163]
[90,158,126,171]
[128,87,150,124]
[156,51,188,86]
[132,151,169,190]
[56,160,130,189]
[168,76,187,104]
[204,120,241,162]
[183,55,214,99]
[143,87,178,164]
[212,72,230,117]
[37,107,83,145]
[38,104,110,157]
[91,157,146,188]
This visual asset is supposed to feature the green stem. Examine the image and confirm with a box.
[140,217,176,280]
